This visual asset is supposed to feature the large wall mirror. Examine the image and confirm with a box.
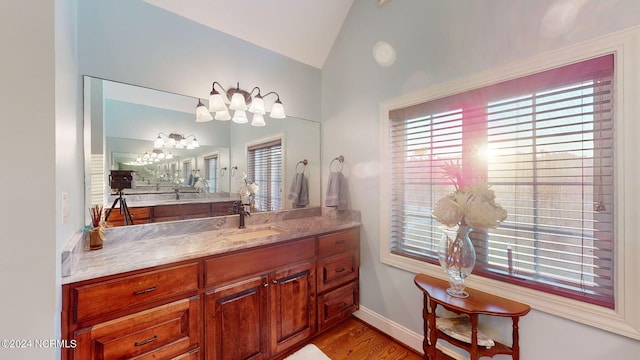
[84,76,321,225]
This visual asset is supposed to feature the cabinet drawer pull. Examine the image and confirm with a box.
[263,282,269,287]
[335,267,346,273]
[133,286,157,295]
[134,335,157,347]
[337,302,348,309]
[335,240,345,245]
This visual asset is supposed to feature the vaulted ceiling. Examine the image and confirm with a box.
[143,0,355,69]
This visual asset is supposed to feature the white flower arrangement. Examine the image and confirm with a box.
[432,161,507,229]
[239,172,259,196]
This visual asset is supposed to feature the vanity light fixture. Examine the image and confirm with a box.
[132,150,173,165]
[203,81,286,126]
[154,132,200,150]
[196,99,213,122]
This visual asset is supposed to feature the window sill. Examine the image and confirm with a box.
[381,250,639,340]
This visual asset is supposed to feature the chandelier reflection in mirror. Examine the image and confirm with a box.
[154,132,200,150]
[196,82,286,126]
[126,149,174,166]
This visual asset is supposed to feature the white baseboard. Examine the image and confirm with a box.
[353,306,465,360]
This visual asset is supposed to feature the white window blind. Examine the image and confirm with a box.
[205,154,218,192]
[388,54,614,307]
[247,139,282,212]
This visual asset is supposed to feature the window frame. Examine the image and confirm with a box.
[204,151,219,193]
[379,26,640,339]
[245,136,284,212]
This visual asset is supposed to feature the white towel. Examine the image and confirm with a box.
[325,171,347,210]
[284,344,331,360]
[288,173,309,207]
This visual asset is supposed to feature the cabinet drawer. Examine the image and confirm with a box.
[317,251,358,293]
[153,203,211,217]
[317,281,358,332]
[74,297,199,360]
[205,238,315,287]
[74,263,199,323]
[171,349,200,360]
[105,207,151,226]
[318,228,359,258]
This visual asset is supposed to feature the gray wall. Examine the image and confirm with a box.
[78,0,321,122]
[0,0,79,359]
[322,0,640,359]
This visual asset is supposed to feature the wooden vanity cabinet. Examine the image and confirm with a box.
[105,206,151,227]
[204,238,316,359]
[62,227,360,360]
[104,201,235,226]
[62,263,200,360]
[316,227,360,332]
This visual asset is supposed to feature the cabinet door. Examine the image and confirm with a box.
[269,261,316,356]
[205,276,269,360]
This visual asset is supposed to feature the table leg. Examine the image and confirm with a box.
[469,314,479,360]
[512,316,521,360]
[426,296,437,360]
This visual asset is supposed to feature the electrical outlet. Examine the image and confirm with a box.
[61,193,68,225]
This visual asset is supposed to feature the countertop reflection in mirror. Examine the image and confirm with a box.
[83,76,321,226]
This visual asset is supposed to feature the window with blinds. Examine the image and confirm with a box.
[247,139,283,212]
[205,154,218,192]
[388,54,614,308]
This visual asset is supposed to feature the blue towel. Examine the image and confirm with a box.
[325,172,347,210]
[288,173,309,207]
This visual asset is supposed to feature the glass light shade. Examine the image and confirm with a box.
[229,93,248,111]
[166,152,173,159]
[251,113,266,127]
[191,138,199,148]
[269,100,286,119]
[143,151,150,159]
[158,152,165,159]
[196,103,213,122]
[214,109,231,121]
[154,136,165,148]
[167,138,176,147]
[179,138,187,147]
[209,93,227,113]
[248,96,266,114]
[232,110,249,124]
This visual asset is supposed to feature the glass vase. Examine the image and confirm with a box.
[438,224,476,298]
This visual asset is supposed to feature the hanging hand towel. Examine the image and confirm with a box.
[288,173,309,208]
[325,171,347,210]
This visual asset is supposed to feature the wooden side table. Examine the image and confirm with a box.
[414,274,530,360]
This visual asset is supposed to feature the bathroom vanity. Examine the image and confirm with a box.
[61,208,360,360]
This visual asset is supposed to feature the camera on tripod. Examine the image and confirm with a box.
[104,170,136,225]
[109,170,135,190]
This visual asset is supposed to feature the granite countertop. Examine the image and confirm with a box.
[62,207,360,285]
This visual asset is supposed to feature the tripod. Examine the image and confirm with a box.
[104,189,134,225]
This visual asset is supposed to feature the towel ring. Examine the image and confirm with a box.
[296,159,308,174]
[220,167,227,176]
[230,166,238,177]
[330,155,344,172]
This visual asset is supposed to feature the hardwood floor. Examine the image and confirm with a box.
[311,317,455,360]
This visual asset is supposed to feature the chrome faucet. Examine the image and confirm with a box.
[175,188,180,200]
[233,201,251,229]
